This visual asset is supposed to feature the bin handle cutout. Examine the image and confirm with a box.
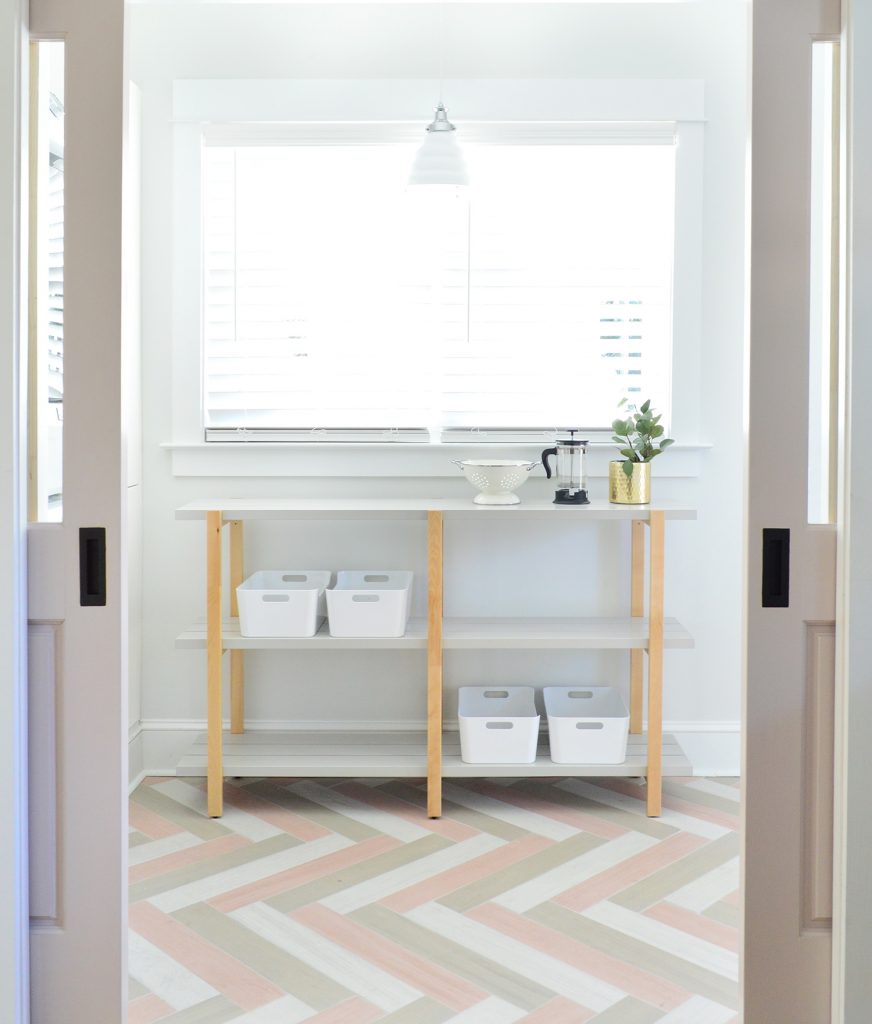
[282,574,308,582]
[576,721,605,730]
[363,574,390,582]
[262,594,291,603]
[352,594,380,603]
[484,690,509,699]
[485,721,514,730]
[568,690,594,699]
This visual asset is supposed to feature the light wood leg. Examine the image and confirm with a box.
[206,511,224,817]
[630,519,645,734]
[427,511,444,818]
[646,511,665,817]
[229,520,245,735]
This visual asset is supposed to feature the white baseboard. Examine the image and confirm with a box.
[130,716,741,779]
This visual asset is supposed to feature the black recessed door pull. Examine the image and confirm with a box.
[762,528,790,608]
[79,527,107,607]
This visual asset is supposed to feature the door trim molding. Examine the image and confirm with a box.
[833,0,872,1019]
[0,0,31,1021]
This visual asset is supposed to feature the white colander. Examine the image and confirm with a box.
[452,459,540,505]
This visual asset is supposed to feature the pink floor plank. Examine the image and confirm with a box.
[129,902,284,1011]
[127,993,174,1024]
[129,801,185,841]
[470,902,689,1012]
[601,779,740,832]
[381,834,553,913]
[130,834,250,885]
[462,780,629,839]
[334,781,479,841]
[555,831,707,912]
[516,996,597,1023]
[299,996,383,1024]
[208,834,400,913]
[294,904,487,1012]
[645,902,739,953]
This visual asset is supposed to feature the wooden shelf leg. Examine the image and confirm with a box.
[647,511,665,817]
[229,520,245,735]
[427,511,444,819]
[206,511,224,817]
[630,519,645,734]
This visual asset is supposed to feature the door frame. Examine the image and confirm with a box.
[0,0,31,1021]
[832,0,872,1019]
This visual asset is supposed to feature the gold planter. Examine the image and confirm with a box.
[609,461,651,504]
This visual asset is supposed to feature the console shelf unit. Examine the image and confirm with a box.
[175,498,696,819]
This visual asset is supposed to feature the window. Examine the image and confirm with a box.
[28,40,65,518]
[202,127,675,442]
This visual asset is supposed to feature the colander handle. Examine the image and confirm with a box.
[451,459,465,469]
[524,461,541,472]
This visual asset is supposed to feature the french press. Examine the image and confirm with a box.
[541,430,590,505]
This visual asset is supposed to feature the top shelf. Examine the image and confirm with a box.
[175,498,697,521]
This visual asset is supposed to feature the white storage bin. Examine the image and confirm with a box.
[326,570,413,638]
[544,686,630,765]
[458,686,540,764]
[236,570,332,638]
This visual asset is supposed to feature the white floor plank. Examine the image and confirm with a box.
[444,996,528,1024]
[581,901,739,980]
[655,994,737,1024]
[321,833,504,914]
[494,831,657,913]
[231,903,420,1012]
[127,929,218,1011]
[441,783,578,841]
[288,780,433,843]
[683,779,741,803]
[149,833,351,913]
[557,779,730,840]
[668,857,740,913]
[407,902,625,1013]
[230,994,315,1024]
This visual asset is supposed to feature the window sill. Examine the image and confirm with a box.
[161,441,711,479]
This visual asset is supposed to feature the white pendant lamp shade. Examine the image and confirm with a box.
[409,103,469,186]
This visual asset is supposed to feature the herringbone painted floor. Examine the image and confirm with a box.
[128,775,740,1024]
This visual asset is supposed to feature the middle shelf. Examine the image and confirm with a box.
[176,615,694,651]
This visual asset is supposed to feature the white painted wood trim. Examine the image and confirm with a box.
[833,0,872,1018]
[168,78,706,459]
[172,77,706,124]
[164,441,711,479]
[0,0,30,1020]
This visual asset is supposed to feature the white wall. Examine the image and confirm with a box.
[129,1,748,776]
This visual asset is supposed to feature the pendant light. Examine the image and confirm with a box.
[409,3,468,187]
[409,103,469,186]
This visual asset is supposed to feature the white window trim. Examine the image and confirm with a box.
[169,77,705,477]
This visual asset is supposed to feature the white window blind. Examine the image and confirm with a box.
[202,127,675,442]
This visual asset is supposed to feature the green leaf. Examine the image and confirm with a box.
[612,419,625,435]
[620,448,635,459]
[622,460,635,478]
[640,399,651,414]
[618,397,628,408]
[659,438,675,449]
[652,425,664,437]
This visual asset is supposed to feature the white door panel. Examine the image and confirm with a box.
[27,0,128,1021]
[746,0,840,1020]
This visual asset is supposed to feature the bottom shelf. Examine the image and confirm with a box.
[175,729,692,779]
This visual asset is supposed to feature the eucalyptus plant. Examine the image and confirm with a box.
[611,398,675,477]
